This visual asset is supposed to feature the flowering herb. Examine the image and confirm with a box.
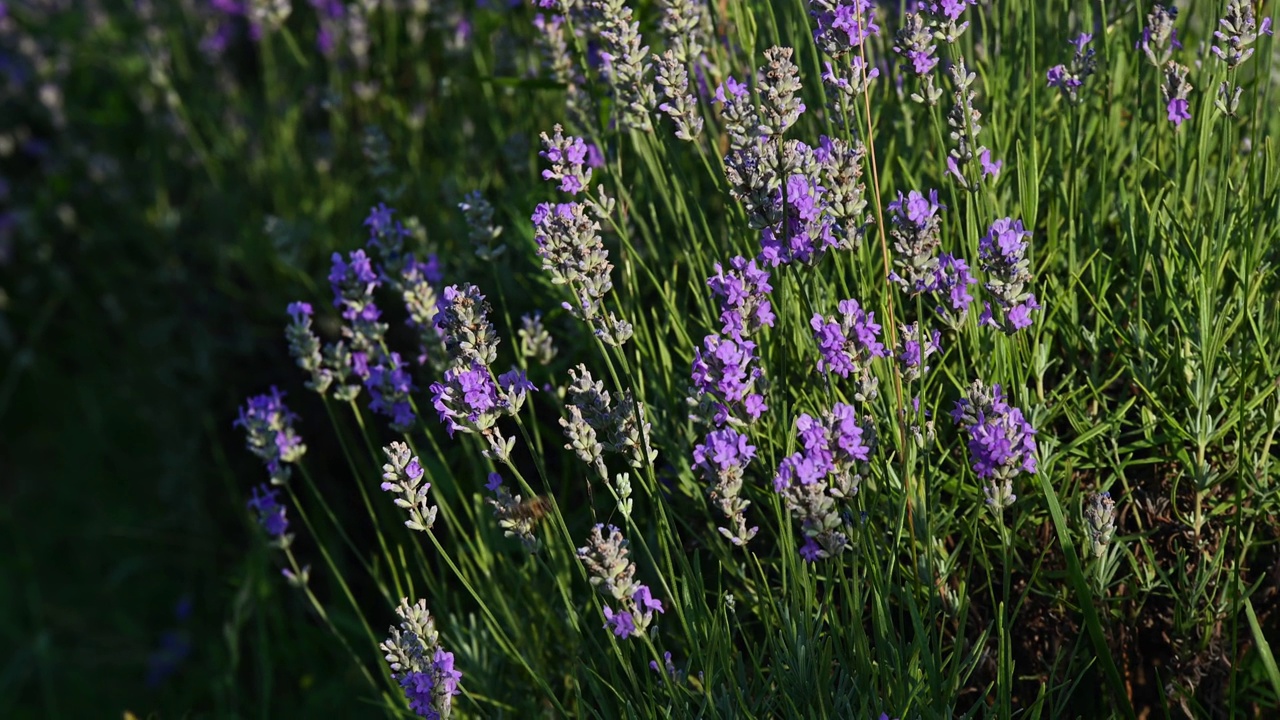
[381,442,437,533]
[1047,33,1097,105]
[887,189,945,294]
[811,298,885,401]
[235,387,306,485]
[577,524,666,638]
[381,598,461,719]
[977,217,1040,334]
[691,333,768,426]
[693,427,759,545]
[951,380,1038,511]
[1137,4,1181,68]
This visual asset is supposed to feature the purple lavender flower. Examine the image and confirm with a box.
[484,472,545,551]
[1158,61,1193,127]
[330,249,381,321]
[531,201,633,345]
[381,442,437,533]
[707,256,775,340]
[691,334,768,425]
[1047,32,1097,104]
[774,403,876,559]
[247,484,289,538]
[930,253,977,327]
[1137,5,1181,67]
[381,598,460,719]
[977,217,1039,334]
[539,124,593,195]
[810,0,880,57]
[434,284,499,370]
[810,299,885,399]
[896,322,940,382]
[285,301,335,395]
[893,12,938,76]
[887,189,945,293]
[589,0,657,131]
[951,380,1037,510]
[429,362,533,460]
[693,428,759,545]
[578,524,665,638]
[235,387,306,484]
[366,351,416,431]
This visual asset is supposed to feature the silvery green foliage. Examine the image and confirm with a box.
[655,50,704,141]
[459,191,505,261]
[380,442,438,533]
[756,47,805,137]
[1084,491,1117,558]
[589,0,656,131]
[436,283,499,370]
[518,312,558,365]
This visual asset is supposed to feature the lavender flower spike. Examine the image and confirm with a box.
[381,598,461,719]
[577,524,666,638]
[887,189,946,294]
[1137,4,1181,68]
[693,428,759,546]
[539,125,593,195]
[235,387,306,485]
[977,217,1040,334]
[951,380,1038,511]
[381,442,437,532]
[811,298,885,401]
[589,0,656,131]
[284,301,334,395]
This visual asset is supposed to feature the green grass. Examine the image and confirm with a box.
[2,0,1279,717]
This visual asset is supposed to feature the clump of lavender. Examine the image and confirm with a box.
[577,524,666,638]
[381,598,461,719]
[773,403,876,561]
[531,201,633,346]
[887,189,946,295]
[484,473,544,552]
[814,135,872,249]
[896,322,940,382]
[811,298,886,401]
[235,387,306,485]
[1046,33,1098,105]
[381,442,438,533]
[561,364,656,478]
[893,12,942,104]
[929,253,977,328]
[284,302,334,395]
[1137,4,1181,68]
[944,57,1000,190]
[693,428,759,546]
[539,125,593,195]
[691,334,768,426]
[458,191,506,260]
[588,0,656,131]
[951,380,1038,511]
[1160,62,1193,127]
[518,312,558,365]
[1083,491,1117,558]
[707,256,775,340]
[977,217,1040,334]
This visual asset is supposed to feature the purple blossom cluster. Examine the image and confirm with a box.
[895,322,940,382]
[381,442,437,533]
[1137,4,1181,67]
[693,428,759,545]
[530,201,633,346]
[811,298,886,400]
[930,253,978,328]
[773,402,876,561]
[809,0,879,58]
[381,598,461,719]
[707,256,775,340]
[539,124,592,195]
[235,387,306,484]
[977,217,1040,333]
[577,524,666,638]
[366,351,416,431]
[429,362,533,460]
[887,189,945,294]
[1046,33,1097,105]
[247,484,290,539]
[1161,62,1193,127]
[691,334,768,425]
[285,301,334,395]
[951,380,1037,510]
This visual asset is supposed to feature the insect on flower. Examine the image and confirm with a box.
[509,495,554,525]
